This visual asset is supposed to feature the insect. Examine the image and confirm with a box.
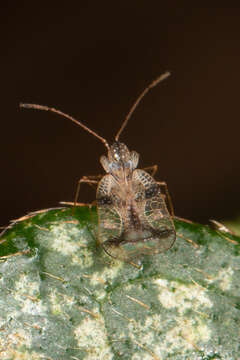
[20,72,176,263]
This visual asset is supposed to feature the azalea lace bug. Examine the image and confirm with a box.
[20,72,176,263]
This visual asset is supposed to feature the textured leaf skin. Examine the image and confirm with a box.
[0,207,239,360]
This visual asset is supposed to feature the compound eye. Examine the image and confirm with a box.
[113,152,120,161]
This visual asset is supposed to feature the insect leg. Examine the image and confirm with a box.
[73,176,99,213]
[157,181,175,217]
[61,175,103,208]
[79,174,104,180]
[142,165,158,177]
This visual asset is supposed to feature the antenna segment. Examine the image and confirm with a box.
[20,72,170,149]
[115,71,171,141]
[19,103,110,150]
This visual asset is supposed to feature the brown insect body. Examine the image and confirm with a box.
[20,72,176,262]
[97,141,175,261]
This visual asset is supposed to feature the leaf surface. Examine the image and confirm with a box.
[0,207,239,359]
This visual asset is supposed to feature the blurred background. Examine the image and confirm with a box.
[1,3,240,226]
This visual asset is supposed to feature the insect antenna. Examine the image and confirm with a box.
[115,71,171,141]
[19,103,110,150]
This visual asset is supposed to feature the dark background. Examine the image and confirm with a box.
[1,3,240,226]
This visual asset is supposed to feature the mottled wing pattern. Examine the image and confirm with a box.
[131,169,176,253]
[97,170,175,261]
[96,175,123,251]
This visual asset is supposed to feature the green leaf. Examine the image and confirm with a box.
[224,216,240,236]
[0,207,239,360]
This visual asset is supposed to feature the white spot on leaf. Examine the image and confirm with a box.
[207,266,233,291]
[155,279,212,314]
[74,316,113,360]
